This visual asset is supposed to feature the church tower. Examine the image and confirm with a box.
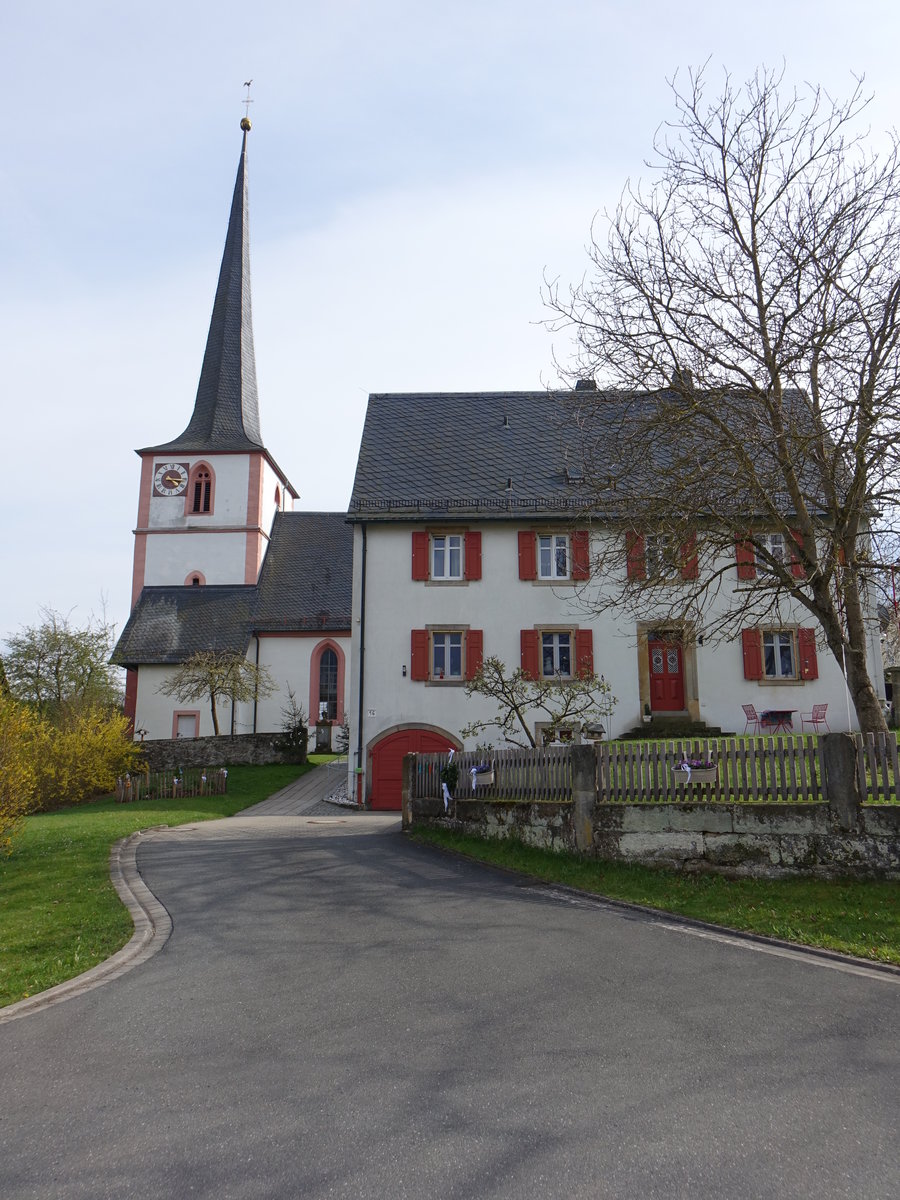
[129,119,297,607]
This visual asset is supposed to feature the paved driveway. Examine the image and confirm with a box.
[1,814,898,1199]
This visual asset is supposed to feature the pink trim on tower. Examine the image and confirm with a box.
[244,453,265,583]
[185,571,207,586]
[130,457,155,607]
[172,710,201,739]
[309,638,346,725]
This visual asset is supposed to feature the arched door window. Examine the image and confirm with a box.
[318,648,338,721]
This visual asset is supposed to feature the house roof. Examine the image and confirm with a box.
[349,391,596,521]
[113,511,352,666]
[348,386,828,523]
[140,125,264,456]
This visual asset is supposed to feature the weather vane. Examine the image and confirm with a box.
[242,80,253,129]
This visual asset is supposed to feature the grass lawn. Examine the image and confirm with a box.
[0,759,328,1009]
[411,827,900,967]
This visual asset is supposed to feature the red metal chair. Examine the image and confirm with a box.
[741,703,760,734]
[801,703,830,733]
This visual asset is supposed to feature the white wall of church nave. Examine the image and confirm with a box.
[253,634,351,732]
[146,455,250,528]
[142,531,248,586]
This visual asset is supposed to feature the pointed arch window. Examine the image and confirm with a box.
[309,640,345,724]
[186,463,215,516]
[318,648,338,720]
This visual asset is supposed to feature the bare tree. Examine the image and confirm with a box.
[546,65,900,732]
[157,651,275,737]
[462,656,616,748]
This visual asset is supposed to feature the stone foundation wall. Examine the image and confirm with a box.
[137,733,302,772]
[411,797,900,878]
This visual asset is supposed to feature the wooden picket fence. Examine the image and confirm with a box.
[115,767,228,804]
[413,734,900,805]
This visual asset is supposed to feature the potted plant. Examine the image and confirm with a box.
[642,703,652,724]
[672,755,717,785]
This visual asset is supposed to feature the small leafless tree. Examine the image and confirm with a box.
[462,656,616,748]
[157,651,275,737]
[546,65,900,732]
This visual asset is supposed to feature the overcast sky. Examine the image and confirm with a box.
[4,0,900,645]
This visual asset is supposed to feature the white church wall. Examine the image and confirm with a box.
[142,531,250,586]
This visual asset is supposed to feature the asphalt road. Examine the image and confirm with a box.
[1,814,898,1199]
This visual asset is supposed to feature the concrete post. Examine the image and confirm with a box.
[401,752,416,831]
[571,743,597,852]
[821,733,862,831]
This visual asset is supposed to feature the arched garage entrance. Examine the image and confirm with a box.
[369,728,457,811]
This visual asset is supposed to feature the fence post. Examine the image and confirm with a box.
[821,733,861,831]
[401,752,416,831]
[571,744,596,852]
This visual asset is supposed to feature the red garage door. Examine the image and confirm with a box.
[369,729,456,811]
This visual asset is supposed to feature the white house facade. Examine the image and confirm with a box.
[346,391,885,810]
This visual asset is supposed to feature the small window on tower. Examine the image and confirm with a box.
[187,464,214,515]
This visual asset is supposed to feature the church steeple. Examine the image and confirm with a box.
[143,119,263,453]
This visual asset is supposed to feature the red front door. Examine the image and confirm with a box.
[369,729,456,811]
[649,639,685,712]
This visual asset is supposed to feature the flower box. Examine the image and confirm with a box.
[672,766,717,785]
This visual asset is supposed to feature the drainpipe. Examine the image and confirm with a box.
[356,523,368,806]
[253,635,260,733]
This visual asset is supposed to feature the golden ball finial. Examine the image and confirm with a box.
[240,117,252,132]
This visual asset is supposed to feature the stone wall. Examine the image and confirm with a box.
[137,733,302,772]
[407,737,900,880]
[411,796,900,879]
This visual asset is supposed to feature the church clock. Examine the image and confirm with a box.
[153,462,189,497]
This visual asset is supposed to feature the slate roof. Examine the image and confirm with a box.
[348,387,830,522]
[141,127,264,456]
[254,511,353,633]
[112,586,256,666]
[348,391,601,521]
[113,511,352,666]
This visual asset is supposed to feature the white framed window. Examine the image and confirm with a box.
[432,534,463,580]
[432,631,463,680]
[541,631,572,678]
[763,630,796,679]
[539,534,569,579]
[759,532,786,565]
[646,534,678,579]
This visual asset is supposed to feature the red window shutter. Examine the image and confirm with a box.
[464,531,482,580]
[411,532,429,581]
[626,532,646,580]
[741,628,763,680]
[410,629,429,680]
[518,531,536,580]
[571,529,590,581]
[790,530,807,579]
[735,539,756,580]
[575,629,594,677]
[680,533,698,580]
[520,630,540,679]
[798,628,818,679]
[465,629,484,680]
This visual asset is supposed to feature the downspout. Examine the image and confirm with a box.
[253,635,260,733]
[356,522,367,806]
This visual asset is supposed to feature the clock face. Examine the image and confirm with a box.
[153,462,189,497]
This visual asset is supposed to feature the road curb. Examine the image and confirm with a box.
[0,827,174,1025]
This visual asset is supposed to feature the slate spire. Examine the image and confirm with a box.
[144,120,263,453]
